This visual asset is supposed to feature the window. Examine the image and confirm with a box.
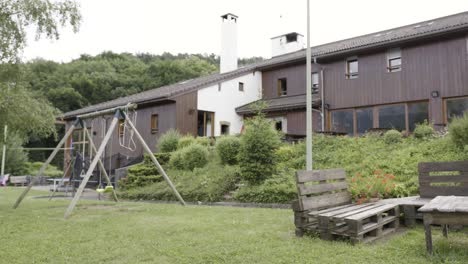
[151,114,159,134]
[238,82,244,92]
[312,72,319,93]
[331,110,354,135]
[387,48,402,72]
[408,102,429,131]
[286,33,297,43]
[277,78,287,96]
[378,104,406,131]
[197,111,215,137]
[220,123,230,135]
[118,119,124,137]
[446,97,468,123]
[275,121,283,131]
[218,83,222,92]
[346,58,359,79]
[356,108,373,135]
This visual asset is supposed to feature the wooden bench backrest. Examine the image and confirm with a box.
[418,161,468,198]
[10,176,29,184]
[296,169,352,212]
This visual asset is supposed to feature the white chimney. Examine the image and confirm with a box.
[271,32,304,57]
[220,13,238,73]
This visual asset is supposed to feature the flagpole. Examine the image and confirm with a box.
[306,0,313,171]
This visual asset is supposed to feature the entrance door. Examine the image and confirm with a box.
[197,111,215,137]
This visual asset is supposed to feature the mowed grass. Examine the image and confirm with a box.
[1,188,468,264]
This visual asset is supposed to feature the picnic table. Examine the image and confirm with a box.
[418,196,468,254]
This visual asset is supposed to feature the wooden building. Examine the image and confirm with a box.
[63,12,468,172]
[236,11,468,136]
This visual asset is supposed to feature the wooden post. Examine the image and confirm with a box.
[13,121,78,209]
[423,214,433,255]
[64,114,119,219]
[83,126,118,202]
[123,112,186,206]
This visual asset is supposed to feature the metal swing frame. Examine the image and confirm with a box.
[13,103,185,219]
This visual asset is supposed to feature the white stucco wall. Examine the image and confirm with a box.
[271,34,305,57]
[197,71,262,136]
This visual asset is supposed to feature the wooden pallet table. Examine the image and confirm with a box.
[419,196,468,254]
[312,203,399,244]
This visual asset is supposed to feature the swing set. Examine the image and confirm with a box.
[12,103,185,219]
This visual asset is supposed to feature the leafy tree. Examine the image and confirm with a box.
[0,0,81,63]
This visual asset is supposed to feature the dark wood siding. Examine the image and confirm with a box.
[287,110,322,135]
[262,34,468,127]
[69,102,177,170]
[174,91,198,136]
[262,64,322,99]
[324,36,468,110]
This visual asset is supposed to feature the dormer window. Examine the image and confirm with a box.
[346,58,359,79]
[387,48,402,72]
[277,78,287,96]
[286,33,298,43]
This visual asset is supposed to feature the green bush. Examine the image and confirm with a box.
[383,129,402,144]
[169,150,185,170]
[154,152,171,166]
[118,155,162,190]
[26,162,63,177]
[169,144,209,171]
[177,135,196,149]
[195,137,211,147]
[157,129,181,153]
[216,136,241,165]
[119,163,241,202]
[234,169,297,203]
[238,115,281,185]
[0,132,28,175]
[449,113,468,148]
[413,121,434,139]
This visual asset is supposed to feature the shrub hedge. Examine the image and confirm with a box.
[449,113,468,148]
[169,143,209,171]
[216,136,240,165]
[157,129,181,153]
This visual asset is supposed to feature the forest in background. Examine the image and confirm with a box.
[18,52,264,112]
[1,52,263,169]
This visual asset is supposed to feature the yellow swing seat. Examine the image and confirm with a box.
[96,185,114,193]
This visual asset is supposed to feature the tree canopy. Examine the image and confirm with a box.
[0,0,81,63]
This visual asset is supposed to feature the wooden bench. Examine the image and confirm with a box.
[10,176,29,186]
[393,161,468,226]
[292,169,352,237]
[293,169,400,243]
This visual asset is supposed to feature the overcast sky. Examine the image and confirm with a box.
[23,0,468,62]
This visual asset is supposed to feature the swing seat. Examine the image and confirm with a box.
[96,185,114,193]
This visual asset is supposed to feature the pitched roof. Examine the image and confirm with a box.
[235,94,321,115]
[63,11,468,119]
[62,64,257,118]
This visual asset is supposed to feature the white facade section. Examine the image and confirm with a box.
[197,71,262,136]
[271,33,304,57]
[220,13,238,73]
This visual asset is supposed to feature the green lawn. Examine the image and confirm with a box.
[1,188,468,264]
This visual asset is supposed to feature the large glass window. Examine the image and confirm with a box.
[408,102,429,131]
[331,110,354,135]
[447,97,468,122]
[356,108,373,135]
[378,104,405,131]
